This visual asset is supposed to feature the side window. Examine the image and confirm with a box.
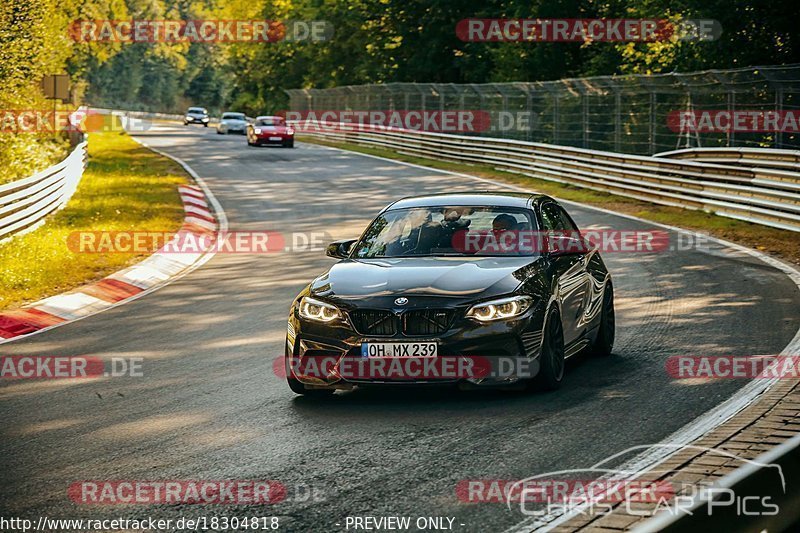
[540,203,565,231]
[555,206,579,232]
[540,203,579,232]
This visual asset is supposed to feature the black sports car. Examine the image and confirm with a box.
[285,193,614,396]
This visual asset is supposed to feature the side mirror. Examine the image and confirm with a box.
[326,239,357,259]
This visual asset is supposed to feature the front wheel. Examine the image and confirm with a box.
[283,139,295,148]
[589,282,615,356]
[533,308,565,391]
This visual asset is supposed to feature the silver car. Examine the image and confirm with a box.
[184,107,209,126]
[216,112,248,134]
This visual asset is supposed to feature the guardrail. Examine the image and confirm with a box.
[657,147,800,173]
[634,432,800,532]
[295,124,800,233]
[0,139,88,241]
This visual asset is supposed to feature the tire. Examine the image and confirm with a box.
[183,121,188,126]
[533,308,565,391]
[284,140,294,148]
[203,123,208,127]
[589,282,615,356]
[216,130,224,135]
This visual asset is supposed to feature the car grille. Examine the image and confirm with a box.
[349,310,397,335]
[349,309,454,336]
[403,309,454,335]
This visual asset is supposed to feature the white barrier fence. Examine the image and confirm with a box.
[656,147,800,172]
[295,123,800,233]
[0,140,88,242]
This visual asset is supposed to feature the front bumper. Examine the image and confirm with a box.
[186,117,209,124]
[286,301,545,389]
[254,133,293,144]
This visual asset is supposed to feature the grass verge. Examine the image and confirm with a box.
[0,129,188,311]
[299,136,800,266]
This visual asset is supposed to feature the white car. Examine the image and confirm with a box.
[216,112,248,134]
[184,107,209,126]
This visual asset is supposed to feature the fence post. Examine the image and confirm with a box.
[649,92,657,154]
[614,91,621,153]
[553,95,560,145]
[582,95,589,149]
[526,89,533,142]
[727,90,735,147]
[776,88,784,149]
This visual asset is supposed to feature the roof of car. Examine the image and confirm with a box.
[386,192,552,210]
[254,115,283,120]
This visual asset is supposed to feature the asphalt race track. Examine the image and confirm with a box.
[2,124,799,532]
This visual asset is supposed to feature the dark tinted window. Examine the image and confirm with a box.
[540,203,578,232]
[352,206,537,258]
[255,117,284,126]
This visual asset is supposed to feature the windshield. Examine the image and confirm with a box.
[255,117,284,126]
[188,107,206,114]
[352,206,538,258]
[222,113,245,120]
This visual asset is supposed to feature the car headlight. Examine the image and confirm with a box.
[202,117,209,122]
[299,296,342,323]
[254,127,262,134]
[185,116,192,120]
[286,127,295,135]
[466,295,533,322]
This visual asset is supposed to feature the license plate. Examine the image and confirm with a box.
[361,342,438,358]
[269,136,282,141]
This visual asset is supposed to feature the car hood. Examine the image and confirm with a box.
[309,256,541,304]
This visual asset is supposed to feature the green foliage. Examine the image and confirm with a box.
[0,0,75,183]
[217,0,800,115]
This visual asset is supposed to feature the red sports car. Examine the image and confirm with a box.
[247,116,295,148]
